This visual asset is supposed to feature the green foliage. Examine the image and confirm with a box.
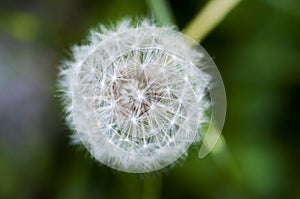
[0,0,299,198]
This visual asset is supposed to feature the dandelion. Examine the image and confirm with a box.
[58,18,223,173]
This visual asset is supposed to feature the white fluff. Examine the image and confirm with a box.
[58,18,212,173]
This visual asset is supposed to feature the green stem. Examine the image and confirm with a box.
[142,174,162,199]
[183,0,242,42]
[145,0,176,25]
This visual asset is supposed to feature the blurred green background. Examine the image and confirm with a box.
[0,0,299,198]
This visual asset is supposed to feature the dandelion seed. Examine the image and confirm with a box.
[58,18,225,173]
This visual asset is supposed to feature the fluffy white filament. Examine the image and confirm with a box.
[59,19,213,173]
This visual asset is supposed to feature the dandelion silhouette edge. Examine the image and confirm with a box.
[58,19,225,173]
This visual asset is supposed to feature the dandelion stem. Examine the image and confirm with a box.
[183,0,242,42]
[142,174,162,199]
[145,0,176,25]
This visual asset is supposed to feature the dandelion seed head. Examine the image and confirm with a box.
[58,18,218,173]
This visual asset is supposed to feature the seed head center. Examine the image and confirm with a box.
[110,68,162,121]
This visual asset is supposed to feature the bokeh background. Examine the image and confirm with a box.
[0,0,299,198]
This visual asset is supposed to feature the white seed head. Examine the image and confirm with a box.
[58,18,224,173]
